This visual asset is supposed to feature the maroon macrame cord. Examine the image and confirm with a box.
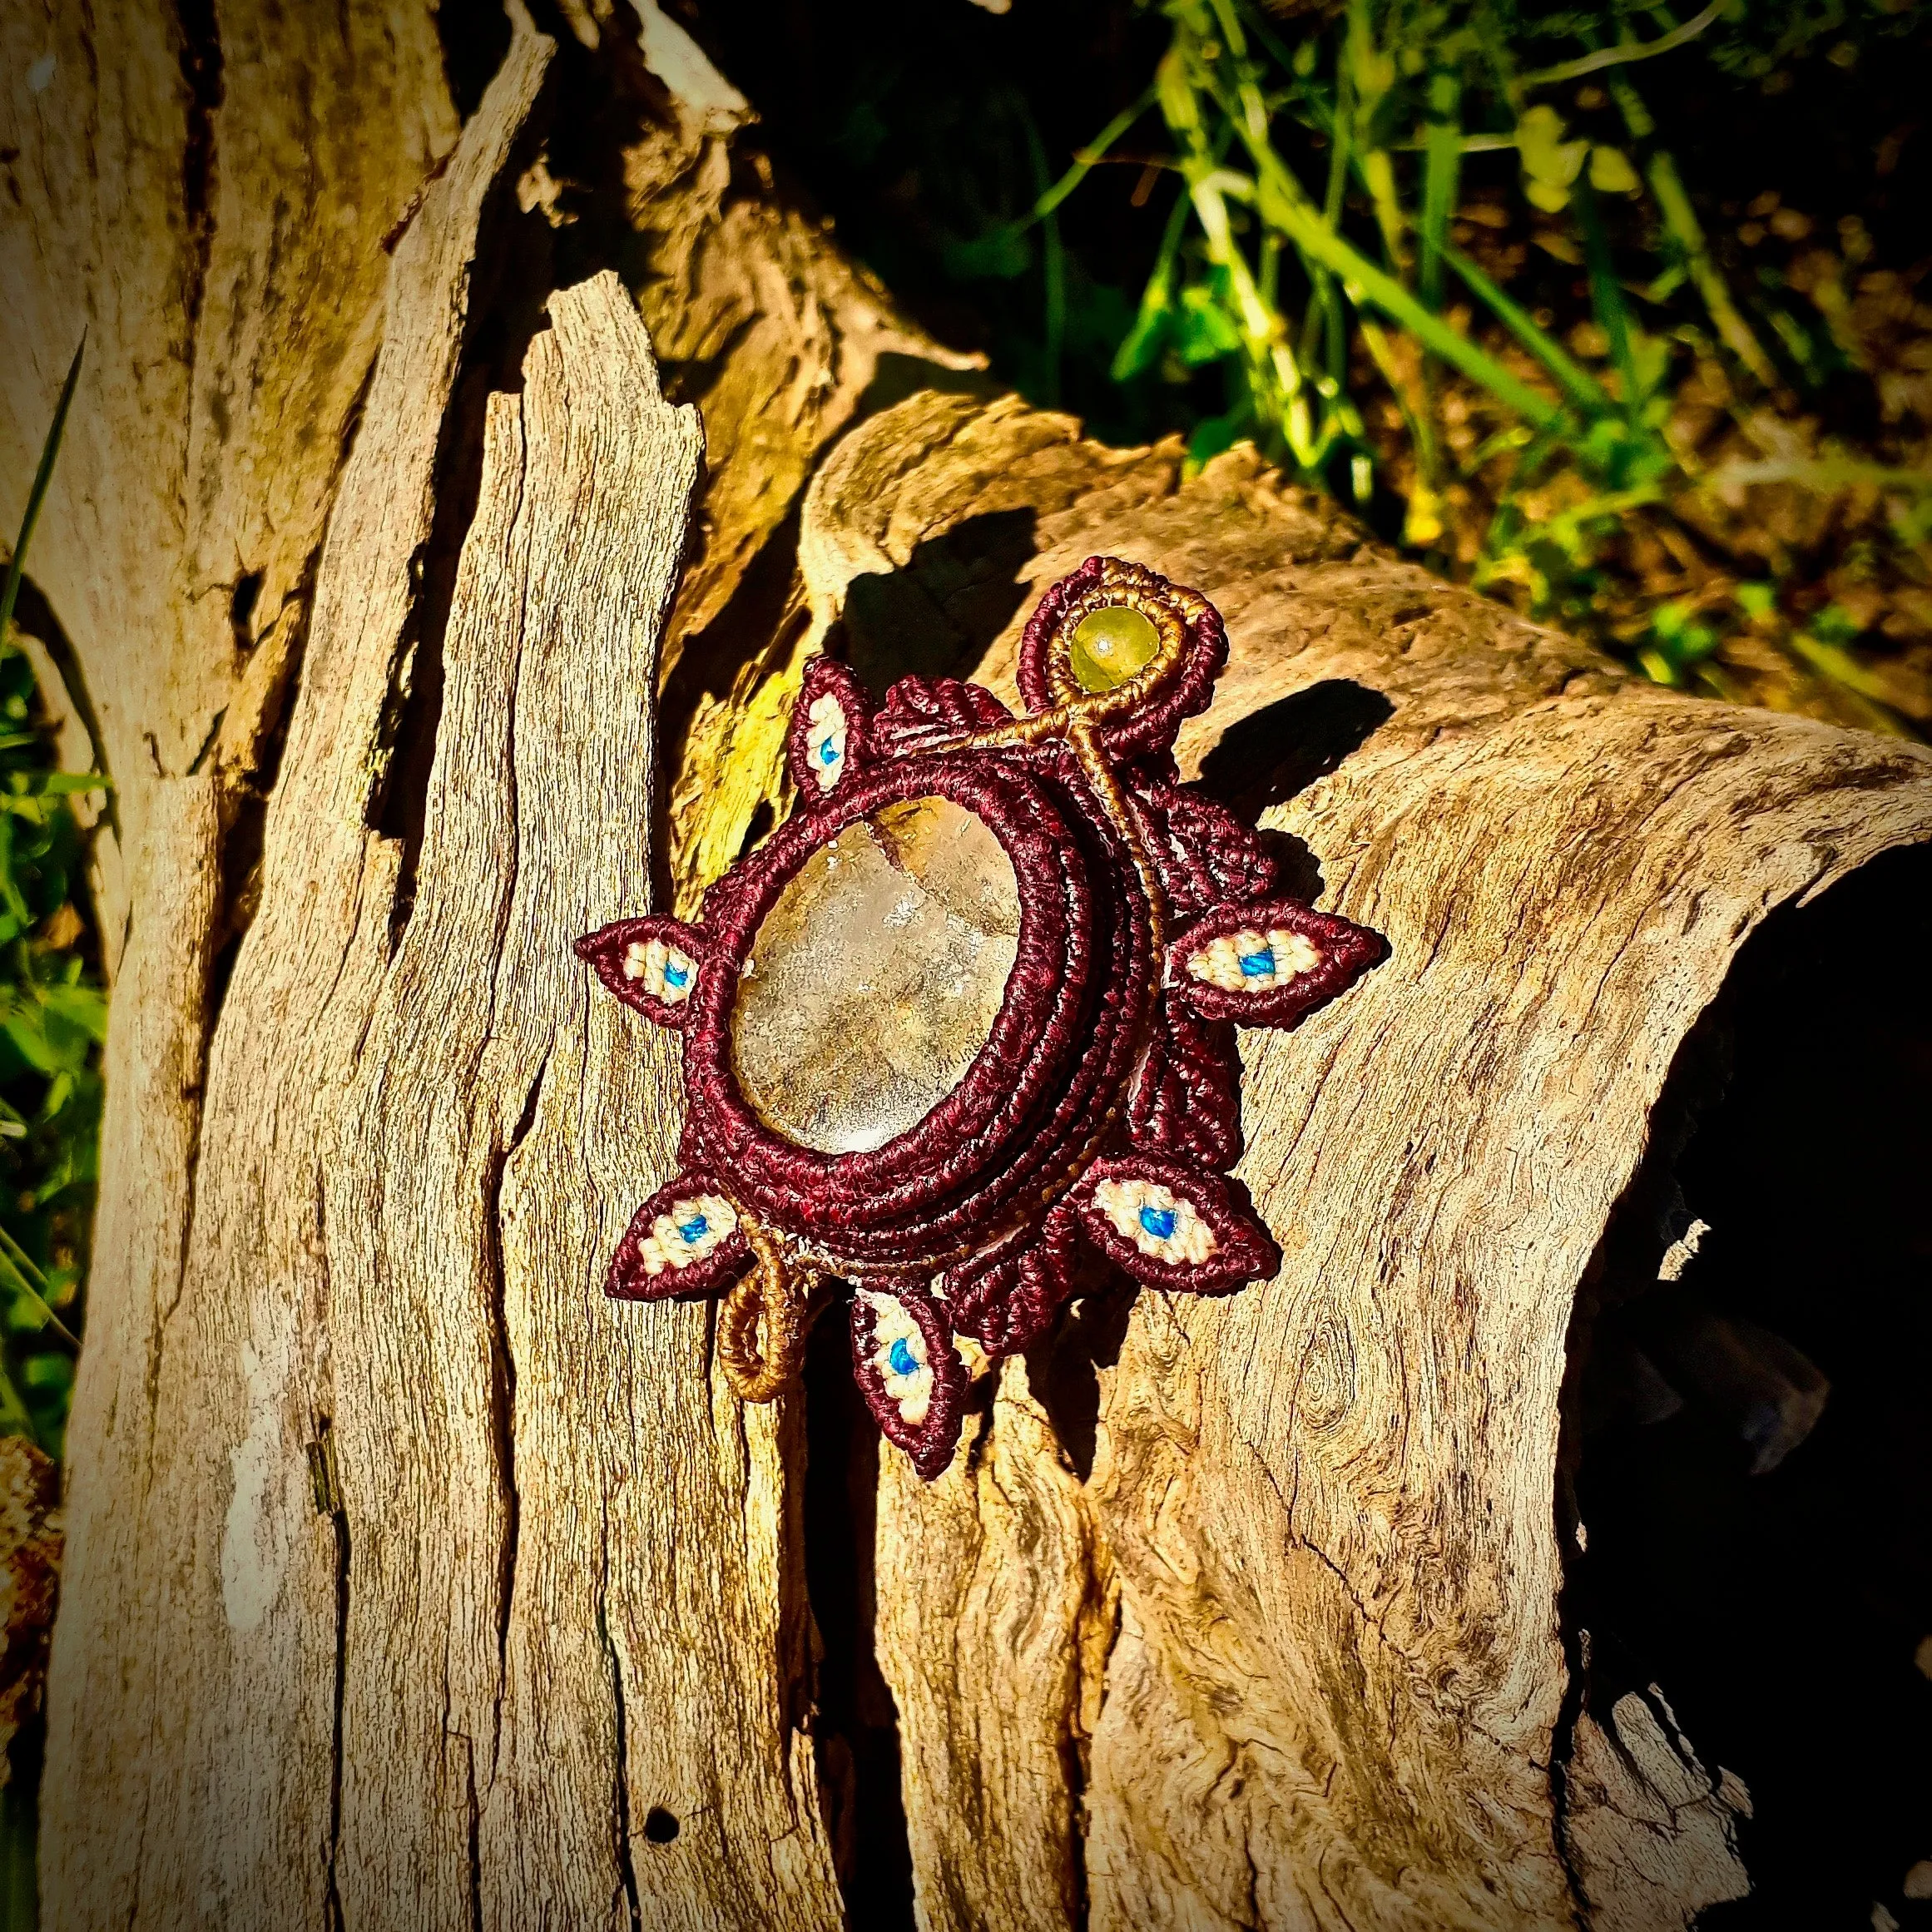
[577,557,1385,1478]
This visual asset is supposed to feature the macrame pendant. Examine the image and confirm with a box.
[579,558,1385,1478]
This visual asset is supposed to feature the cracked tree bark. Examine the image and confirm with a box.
[2,7,1930,1931]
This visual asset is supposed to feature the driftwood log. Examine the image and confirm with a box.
[2,7,1929,1929]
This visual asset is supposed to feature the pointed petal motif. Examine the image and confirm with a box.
[786,656,873,805]
[1138,784,1279,921]
[1127,998,1242,1169]
[1073,1157,1279,1294]
[576,914,710,1027]
[871,674,1013,757]
[1168,898,1385,1028]
[943,1211,1079,1359]
[606,1172,750,1301]
[850,1286,968,1481]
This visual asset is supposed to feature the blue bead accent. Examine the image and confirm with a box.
[662,959,690,988]
[676,1215,708,1245]
[888,1336,919,1378]
[818,737,839,765]
[1238,948,1276,978]
[1139,1204,1177,1241]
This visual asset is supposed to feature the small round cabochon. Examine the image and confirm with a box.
[1069,604,1160,692]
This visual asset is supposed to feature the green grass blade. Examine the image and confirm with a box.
[1573,179,1642,424]
[1419,71,1461,313]
[1185,57,1574,437]
[0,1239,77,1351]
[1253,174,1571,433]
[1028,87,1157,225]
[0,335,85,647]
[1517,0,1726,90]
[1646,147,1776,386]
[1231,0,1300,80]
[1112,187,1191,382]
[1441,244,1617,418]
[1299,34,1354,372]
[1698,456,1932,494]
[1598,70,1777,389]
[1787,629,1915,729]
[0,1223,51,1296]
[0,1345,41,1446]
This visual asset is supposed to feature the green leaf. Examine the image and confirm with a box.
[1186,406,1251,473]
[1811,602,1863,646]
[1173,281,1245,364]
[0,1350,42,1448]
[1516,105,1588,211]
[1648,599,1721,666]
[38,981,108,1043]
[1588,144,1642,195]
[11,770,109,799]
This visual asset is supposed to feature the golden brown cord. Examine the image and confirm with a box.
[717,1221,805,1401]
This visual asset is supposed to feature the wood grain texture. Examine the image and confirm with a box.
[47,30,850,1885]
[39,32,556,1930]
[20,13,855,1924]
[15,12,1930,1927]
[802,389,1932,1931]
[874,1358,1112,1932]
[556,0,984,910]
[320,270,842,1932]
[0,0,459,954]
[1563,1692,1756,1932]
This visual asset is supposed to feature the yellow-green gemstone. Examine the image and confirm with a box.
[1069,605,1159,692]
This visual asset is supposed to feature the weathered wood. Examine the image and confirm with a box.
[542,0,981,911]
[36,7,853,1900]
[0,0,460,958]
[7,10,882,1923]
[5,13,1930,1931]
[800,389,1932,1931]
[1562,1688,1756,1932]
[874,1359,1109,1932]
[41,28,557,1927]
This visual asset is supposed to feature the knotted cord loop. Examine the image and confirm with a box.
[717,1222,805,1401]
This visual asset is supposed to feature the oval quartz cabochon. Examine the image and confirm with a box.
[731,797,1023,1154]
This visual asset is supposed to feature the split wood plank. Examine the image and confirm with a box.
[805,389,1932,1932]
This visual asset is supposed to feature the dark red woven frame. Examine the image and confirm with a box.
[678,744,1154,1273]
[578,555,1391,1479]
